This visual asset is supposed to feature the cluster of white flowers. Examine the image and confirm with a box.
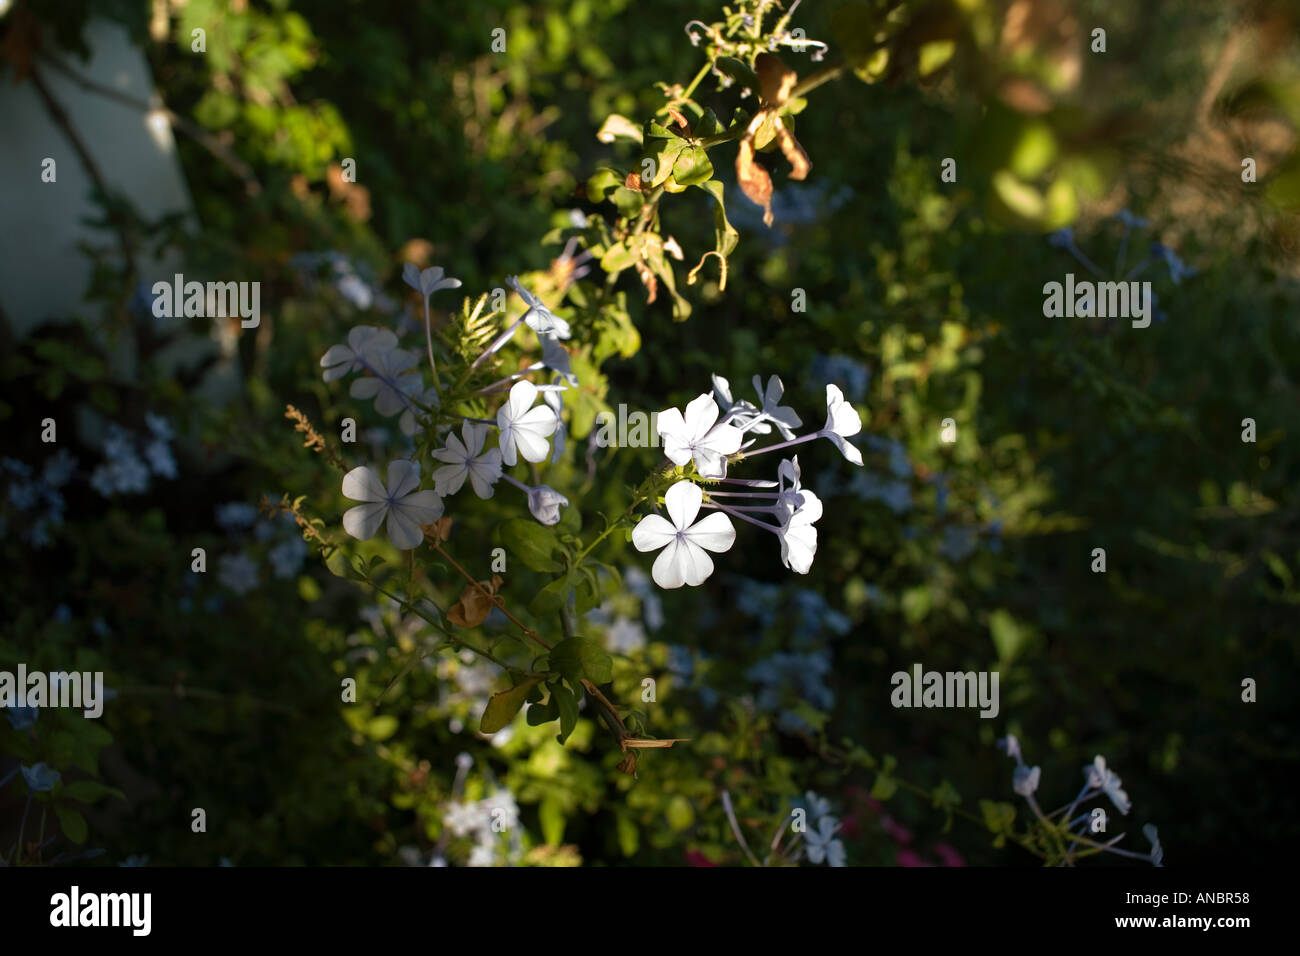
[321,268,574,550]
[441,786,521,867]
[797,790,846,867]
[632,376,863,589]
[998,735,1162,866]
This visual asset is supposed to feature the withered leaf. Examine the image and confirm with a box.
[774,119,812,180]
[447,581,496,628]
[736,137,775,227]
[755,52,798,107]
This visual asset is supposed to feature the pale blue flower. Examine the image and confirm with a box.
[22,763,61,792]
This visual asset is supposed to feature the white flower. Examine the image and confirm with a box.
[484,789,520,831]
[1013,765,1041,797]
[507,276,570,338]
[526,484,568,526]
[804,815,846,867]
[631,480,736,589]
[802,790,832,822]
[656,393,743,479]
[778,487,822,574]
[402,263,463,297]
[431,423,502,498]
[443,800,489,838]
[349,347,423,416]
[753,374,802,440]
[496,380,559,466]
[341,461,444,550]
[320,326,398,382]
[712,373,764,430]
[1083,755,1131,816]
[997,734,1023,765]
[822,384,863,465]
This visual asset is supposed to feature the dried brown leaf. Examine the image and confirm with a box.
[736,137,774,227]
[774,118,811,180]
[755,52,798,107]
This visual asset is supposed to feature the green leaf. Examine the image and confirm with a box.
[611,185,646,218]
[55,806,88,844]
[325,548,352,579]
[61,781,125,804]
[596,113,643,145]
[549,637,613,685]
[616,812,639,857]
[499,519,562,573]
[870,773,898,800]
[599,239,640,274]
[672,145,714,186]
[979,799,1017,835]
[525,692,559,726]
[574,571,600,614]
[479,675,545,734]
[539,795,565,845]
[553,682,579,744]
[528,575,572,617]
[990,609,1031,664]
[585,167,621,202]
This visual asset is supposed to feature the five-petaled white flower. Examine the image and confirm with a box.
[656,393,743,479]
[1083,755,1131,816]
[496,380,560,466]
[804,815,846,867]
[507,276,571,339]
[320,326,398,382]
[342,461,443,550]
[822,384,863,465]
[632,480,736,589]
[753,374,802,439]
[431,423,502,498]
[712,373,764,431]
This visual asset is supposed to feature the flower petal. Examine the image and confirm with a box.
[663,480,703,531]
[512,427,551,463]
[632,514,677,552]
[677,538,715,586]
[683,393,719,439]
[342,465,385,503]
[651,538,689,589]
[507,380,539,420]
[432,463,468,497]
[386,507,426,550]
[386,460,422,499]
[394,489,443,526]
[683,511,735,553]
[343,501,387,540]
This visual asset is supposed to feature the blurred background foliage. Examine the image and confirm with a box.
[1,0,1297,866]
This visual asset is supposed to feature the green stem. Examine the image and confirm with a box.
[789,62,846,100]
